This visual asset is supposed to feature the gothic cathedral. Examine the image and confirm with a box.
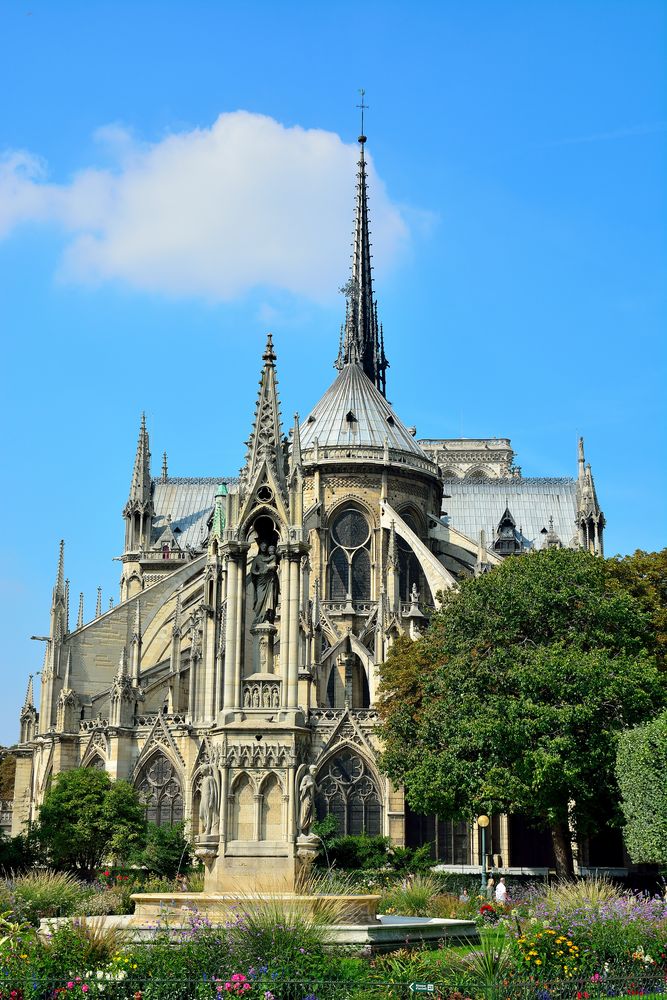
[13,132,605,882]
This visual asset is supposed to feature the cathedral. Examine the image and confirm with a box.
[13,130,606,882]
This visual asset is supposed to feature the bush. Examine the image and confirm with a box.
[321,834,390,870]
[135,821,191,878]
[380,874,441,916]
[0,832,40,874]
[8,870,93,925]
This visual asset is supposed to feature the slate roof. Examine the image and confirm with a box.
[151,477,238,551]
[442,477,579,550]
[300,363,426,457]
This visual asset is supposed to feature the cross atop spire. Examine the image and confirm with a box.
[335,97,389,396]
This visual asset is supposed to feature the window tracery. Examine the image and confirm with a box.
[136,753,183,827]
[328,509,371,601]
[315,748,381,835]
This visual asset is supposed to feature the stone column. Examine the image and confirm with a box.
[232,549,247,708]
[287,554,300,708]
[223,556,239,710]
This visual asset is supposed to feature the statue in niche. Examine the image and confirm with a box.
[198,768,219,837]
[298,765,318,836]
[262,686,271,708]
[251,541,280,624]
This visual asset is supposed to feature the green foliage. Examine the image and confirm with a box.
[606,548,667,664]
[378,548,666,876]
[616,710,667,866]
[380,873,441,915]
[388,843,434,873]
[36,768,146,874]
[0,831,40,874]
[9,869,93,925]
[0,754,16,800]
[135,821,191,878]
[321,833,390,870]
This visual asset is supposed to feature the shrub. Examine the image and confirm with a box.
[323,834,390,870]
[9,870,93,925]
[135,821,191,878]
[380,874,441,916]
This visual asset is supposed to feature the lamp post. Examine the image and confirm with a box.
[477,814,490,893]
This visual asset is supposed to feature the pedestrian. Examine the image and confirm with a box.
[459,887,470,903]
[486,877,495,900]
[495,876,508,903]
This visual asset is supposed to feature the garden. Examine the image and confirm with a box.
[0,868,666,1000]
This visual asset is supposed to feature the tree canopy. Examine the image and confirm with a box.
[616,709,667,867]
[37,768,146,874]
[606,548,667,664]
[377,548,665,877]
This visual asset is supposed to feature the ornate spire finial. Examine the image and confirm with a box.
[54,540,65,601]
[95,587,102,618]
[162,451,168,481]
[290,412,302,477]
[23,674,34,708]
[77,592,84,629]
[357,87,368,140]
[239,335,286,493]
[335,95,389,395]
[126,413,152,507]
[578,436,586,482]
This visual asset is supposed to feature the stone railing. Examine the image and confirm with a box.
[309,708,379,725]
[302,443,439,478]
[134,713,189,727]
[321,600,376,616]
[79,719,108,732]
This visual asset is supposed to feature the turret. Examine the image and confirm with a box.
[19,675,38,743]
[109,647,135,728]
[56,648,80,733]
[576,438,605,555]
[123,413,154,554]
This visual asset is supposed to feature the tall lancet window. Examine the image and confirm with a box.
[398,512,422,602]
[136,753,184,827]
[329,509,371,602]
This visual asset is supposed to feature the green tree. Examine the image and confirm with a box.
[606,549,667,664]
[37,768,145,875]
[378,548,665,877]
[0,753,16,800]
[616,710,667,867]
[137,821,191,878]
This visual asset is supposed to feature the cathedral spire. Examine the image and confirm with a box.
[77,592,84,630]
[23,674,34,709]
[52,539,65,606]
[127,413,152,506]
[335,98,388,396]
[123,413,154,552]
[239,333,287,493]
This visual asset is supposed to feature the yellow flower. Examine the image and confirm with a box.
[547,929,556,935]
[535,959,542,965]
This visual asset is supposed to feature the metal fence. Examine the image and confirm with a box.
[3,975,666,1000]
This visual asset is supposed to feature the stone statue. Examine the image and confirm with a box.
[251,541,280,624]
[298,765,318,836]
[198,769,219,837]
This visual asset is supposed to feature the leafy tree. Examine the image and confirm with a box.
[0,753,16,800]
[136,821,191,878]
[606,549,667,664]
[37,768,145,875]
[616,710,667,867]
[0,831,39,873]
[378,548,665,877]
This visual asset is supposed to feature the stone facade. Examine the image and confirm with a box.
[11,134,606,879]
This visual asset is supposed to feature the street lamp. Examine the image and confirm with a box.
[477,814,490,893]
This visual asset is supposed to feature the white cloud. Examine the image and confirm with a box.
[0,112,410,303]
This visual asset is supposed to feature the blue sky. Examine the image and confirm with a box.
[0,1,665,742]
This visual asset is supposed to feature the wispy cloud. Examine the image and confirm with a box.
[0,112,410,303]
[545,121,667,147]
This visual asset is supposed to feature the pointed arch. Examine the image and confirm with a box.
[314,743,383,837]
[229,771,255,841]
[258,772,283,841]
[134,750,184,827]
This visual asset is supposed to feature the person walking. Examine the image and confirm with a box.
[486,877,495,900]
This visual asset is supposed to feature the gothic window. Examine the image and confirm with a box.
[259,774,282,841]
[328,509,371,602]
[229,773,254,840]
[397,513,422,602]
[315,748,381,836]
[136,753,183,827]
[86,755,105,771]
